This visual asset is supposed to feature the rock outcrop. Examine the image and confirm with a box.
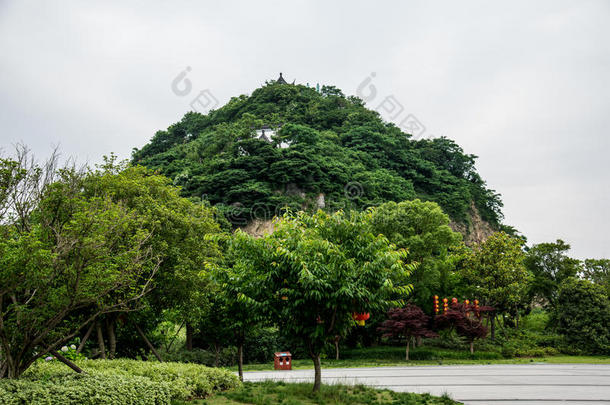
[450,202,496,245]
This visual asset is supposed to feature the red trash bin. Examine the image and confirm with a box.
[273,352,292,370]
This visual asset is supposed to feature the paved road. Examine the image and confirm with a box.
[243,364,610,404]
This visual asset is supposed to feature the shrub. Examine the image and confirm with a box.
[555,278,610,355]
[501,345,516,358]
[341,345,503,361]
[24,359,240,402]
[0,373,172,405]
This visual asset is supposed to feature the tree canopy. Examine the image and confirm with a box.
[227,209,413,391]
[132,82,504,229]
[460,232,530,323]
[370,199,462,311]
[524,240,581,308]
[555,278,610,355]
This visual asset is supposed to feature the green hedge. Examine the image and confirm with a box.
[0,373,172,405]
[0,359,240,405]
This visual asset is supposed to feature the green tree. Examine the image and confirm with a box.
[0,153,159,378]
[195,293,236,367]
[234,210,412,392]
[208,233,269,381]
[370,200,462,311]
[460,232,530,339]
[555,278,610,354]
[83,157,223,356]
[524,240,581,308]
[582,259,610,297]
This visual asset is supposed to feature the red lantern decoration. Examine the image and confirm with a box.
[352,312,370,326]
[442,298,449,313]
[464,299,470,305]
[433,295,440,314]
[451,297,458,306]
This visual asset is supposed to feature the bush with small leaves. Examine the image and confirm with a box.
[22,359,240,403]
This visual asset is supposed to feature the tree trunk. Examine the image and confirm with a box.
[334,337,340,360]
[50,349,83,374]
[77,323,95,354]
[237,343,244,382]
[312,353,322,392]
[106,317,117,359]
[416,336,422,347]
[3,356,18,379]
[96,321,106,359]
[490,316,496,341]
[405,338,410,361]
[470,341,474,354]
[185,323,194,351]
[214,343,220,367]
[134,323,163,362]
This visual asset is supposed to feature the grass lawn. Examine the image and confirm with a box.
[230,346,610,372]
[178,381,461,404]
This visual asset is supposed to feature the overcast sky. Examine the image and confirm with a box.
[1,0,608,259]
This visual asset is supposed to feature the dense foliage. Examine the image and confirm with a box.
[0,373,172,405]
[0,150,223,378]
[0,359,239,404]
[460,233,530,324]
[525,240,581,308]
[132,81,504,228]
[554,278,610,355]
[0,153,159,378]
[225,209,413,391]
[370,200,462,312]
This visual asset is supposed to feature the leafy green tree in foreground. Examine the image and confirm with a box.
[232,210,413,391]
[0,151,159,378]
[555,278,610,355]
[208,237,267,381]
[525,240,581,308]
[83,158,223,357]
[460,232,530,339]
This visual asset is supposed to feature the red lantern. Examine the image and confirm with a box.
[442,298,448,313]
[433,295,439,314]
[352,312,370,326]
[464,299,470,305]
[451,297,458,306]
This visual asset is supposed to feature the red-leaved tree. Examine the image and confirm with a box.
[435,303,493,354]
[378,304,438,360]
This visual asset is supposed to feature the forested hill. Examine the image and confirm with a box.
[132,79,505,237]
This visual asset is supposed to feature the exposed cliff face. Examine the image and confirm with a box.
[241,218,276,238]
[450,202,497,245]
